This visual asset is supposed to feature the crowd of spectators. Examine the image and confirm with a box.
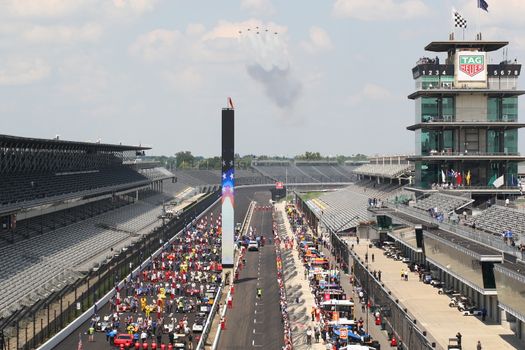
[274,218,293,350]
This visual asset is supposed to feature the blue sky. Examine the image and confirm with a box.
[1,0,524,157]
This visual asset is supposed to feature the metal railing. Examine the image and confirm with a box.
[394,204,524,259]
[423,151,521,157]
[420,116,518,123]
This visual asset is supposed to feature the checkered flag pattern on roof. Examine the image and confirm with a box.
[453,10,467,28]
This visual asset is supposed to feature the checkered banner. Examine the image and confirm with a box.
[453,9,467,28]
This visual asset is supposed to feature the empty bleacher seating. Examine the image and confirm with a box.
[0,193,166,317]
[306,183,402,232]
[413,193,473,214]
[465,205,525,240]
[0,167,149,208]
[252,164,353,183]
[353,163,413,178]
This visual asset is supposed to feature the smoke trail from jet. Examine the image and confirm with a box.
[239,27,302,109]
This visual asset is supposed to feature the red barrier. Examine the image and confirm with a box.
[390,336,398,346]
[220,316,226,330]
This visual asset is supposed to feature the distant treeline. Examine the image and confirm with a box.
[144,151,368,170]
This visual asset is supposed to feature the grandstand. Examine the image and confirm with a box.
[0,135,197,346]
[252,159,354,183]
[352,155,414,184]
[303,181,402,232]
[413,193,474,214]
[353,163,413,179]
[465,205,525,241]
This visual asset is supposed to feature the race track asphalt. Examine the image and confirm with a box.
[217,191,284,350]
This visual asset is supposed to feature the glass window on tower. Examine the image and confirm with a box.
[506,162,519,186]
[487,130,501,153]
[488,97,518,121]
[419,129,454,155]
[420,97,455,122]
[416,162,438,189]
[504,129,518,154]
[443,130,454,151]
[441,97,455,121]
[502,97,518,121]
[421,98,438,122]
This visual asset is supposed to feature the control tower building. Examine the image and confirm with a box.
[407,39,525,198]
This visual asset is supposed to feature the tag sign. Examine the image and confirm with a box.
[456,51,487,83]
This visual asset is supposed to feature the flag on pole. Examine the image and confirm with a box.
[466,170,471,186]
[227,97,235,109]
[493,175,504,188]
[453,9,467,28]
[478,0,489,12]
[488,173,497,186]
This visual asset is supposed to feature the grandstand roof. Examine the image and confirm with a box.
[408,89,525,100]
[0,134,150,152]
[425,40,508,52]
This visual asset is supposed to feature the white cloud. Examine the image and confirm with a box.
[240,0,275,16]
[350,83,392,105]
[164,67,203,91]
[3,0,87,18]
[57,55,110,103]
[0,57,50,85]
[129,29,182,61]
[22,23,103,44]
[2,0,157,20]
[105,0,158,19]
[301,26,333,54]
[129,20,288,65]
[333,0,428,21]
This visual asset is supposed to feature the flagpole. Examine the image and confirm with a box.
[476,0,480,39]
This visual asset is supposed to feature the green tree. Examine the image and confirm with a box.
[199,156,222,170]
[175,151,195,168]
[296,152,322,160]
